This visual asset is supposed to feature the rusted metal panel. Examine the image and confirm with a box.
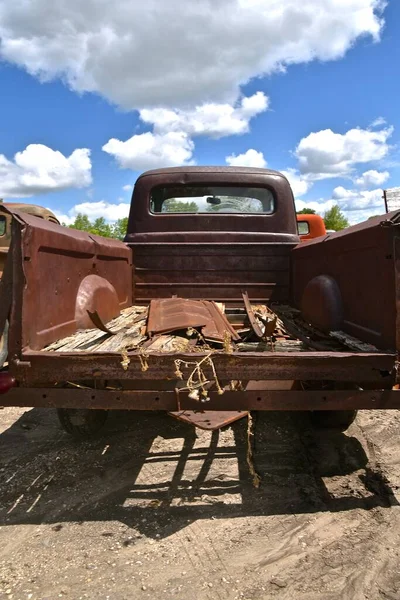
[147,298,240,341]
[242,291,264,338]
[10,350,396,385]
[0,247,13,338]
[126,167,299,243]
[8,212,133,350]
[125,167,299,303]
[168,410,248,430]
[291,212,399,350]
[132,244,293,303]
[0,203,60,276]
[2,387,400,410]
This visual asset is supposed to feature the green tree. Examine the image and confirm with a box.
[111,217,129,240]
[91,217,113,237]
[162,199,199,213]
[297,208,316,215]
[69,213,93,232]
[323,205,349,231]
[68,213,129,240]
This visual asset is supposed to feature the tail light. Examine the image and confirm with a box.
[0,372,15,394]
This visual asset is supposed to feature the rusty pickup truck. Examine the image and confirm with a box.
[0,166,399,437]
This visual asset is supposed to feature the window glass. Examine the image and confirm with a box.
[0,216,6,237]
[150,185,275,214]
[297,221,309,235]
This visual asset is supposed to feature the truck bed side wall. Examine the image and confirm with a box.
[9,212,133,352]
[291,215,398,350]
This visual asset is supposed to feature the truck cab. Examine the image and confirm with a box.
[297,213,327,241]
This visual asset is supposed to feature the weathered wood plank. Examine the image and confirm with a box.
[44,305,149,353]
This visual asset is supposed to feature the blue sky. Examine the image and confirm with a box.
[0,0,399,225]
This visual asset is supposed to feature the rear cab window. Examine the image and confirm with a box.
[297,221,310,235]
[150,185,275,214]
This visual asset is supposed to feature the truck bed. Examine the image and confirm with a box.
[2,195,399,407]
[42,301,380,356]
[9,300,396,410]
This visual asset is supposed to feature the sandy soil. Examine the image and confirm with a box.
[0,407,400,600]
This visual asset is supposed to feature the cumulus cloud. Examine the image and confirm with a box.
[296,125,393,179]
[294,198,335,215]
[294,185,385,227]
[0,0,385,109]
[226,149,267,168]
[354,169,389,188]
[0,144,92,198]
[140,92,268,138]
[54,200,130,225]
[331,186,385,211]
[103,131,194,170]
[105,92,268,170]
[280,168,313,198]
[122,184,131,192]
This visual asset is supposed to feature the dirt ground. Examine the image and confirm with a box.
[0,407,400,600]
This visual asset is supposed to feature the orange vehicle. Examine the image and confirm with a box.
[297,213,327,241]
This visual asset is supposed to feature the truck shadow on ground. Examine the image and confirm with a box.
[0,408,396,539]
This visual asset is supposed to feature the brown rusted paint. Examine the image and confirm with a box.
[126,167,299,242]
[168,410,248,430]
[9,211,132,350]
[10,350,396,386]
[1,387,400,410]
[75,275,120,329]
[242,291,264,339]
[87,310,117,335]
[292,211,399,349]
[147,297,240,341]
[0,203,60,277]
[126,167,298,303]
[300,275,343,332]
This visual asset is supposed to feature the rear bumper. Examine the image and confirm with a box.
[10,349,397,386]
[2,387,400,411]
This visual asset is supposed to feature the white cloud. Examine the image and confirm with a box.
[105,92,267,170]
[54,200,130,225]
[122,184,131,192]
[296,125,393,179]
[140,92,268,139]
[354,169,389,188]
[294,184,386,228]
[102,131,194,170]
[0,144,92,198]
[331,186,385,212]
[0,1,385,110]
[226,149,267,168]
[294,198,335,215]
[280,168,313,198]
[371,116,386,127]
